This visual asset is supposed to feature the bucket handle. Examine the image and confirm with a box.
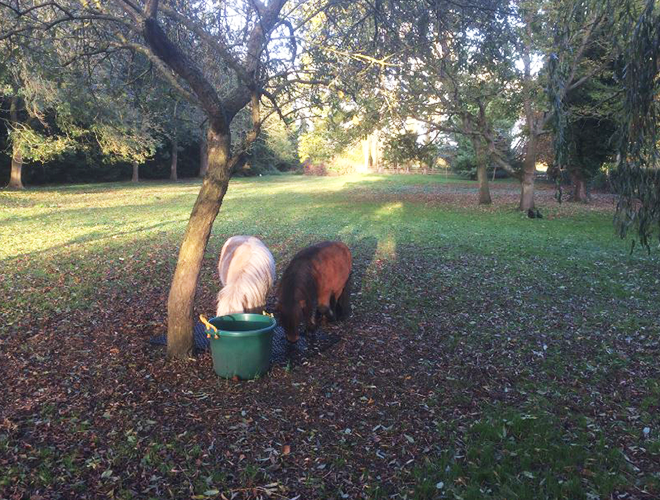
[200,315,219,339]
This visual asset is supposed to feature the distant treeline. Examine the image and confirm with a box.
[0,134,202,186]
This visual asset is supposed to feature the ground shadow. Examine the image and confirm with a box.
[5,219,187,262]
[1,194,194,225]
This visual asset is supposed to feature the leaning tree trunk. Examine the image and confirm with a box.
[8,96,24,190]
[570,171,588,202]
[199,130,208,178]
[138,0,284,359]
[167,128,231,358]
[132,161,140,182]
[520,136,537,211]
[170,133,178,181]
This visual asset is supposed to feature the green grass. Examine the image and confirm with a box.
[0,174,644,327]
[1,173,659,499]
[414,409,625,500]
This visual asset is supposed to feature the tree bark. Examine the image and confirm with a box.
[472,137,491,205]
[9,144,24,190]
[520,135,537,211]
[520,17,537,212]
[570,170,588,202]
[166,127,232,358]
[132,161,140,182]
[170,133,178,181]
[360,136,371,173]
[520,170,535,211]
[370,130,379,170]
[477,163,491,205]
[199,127,208,177]
[8,96,24,190]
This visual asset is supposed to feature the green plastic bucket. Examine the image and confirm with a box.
[206,314,276,380]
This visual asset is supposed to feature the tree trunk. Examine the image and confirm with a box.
[360,136,371,173]
[199,129,208,178]
[8,96,24,190]
[472,138,491,205]
[570,171,588,202]
[477,163,492,205]
[520,171,535,211]
[170,134,178,181]
[166,128,232,358]
[520,136,536,211]
[370,131,379,171]
[520,19,537,212]
[9,144,24,190]
[132,161,139,182]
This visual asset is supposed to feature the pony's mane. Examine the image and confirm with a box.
[216,237,275,317]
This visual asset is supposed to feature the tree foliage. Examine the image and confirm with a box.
[382,131,438,170]
[0,17,168,187]
[612,0,660,249]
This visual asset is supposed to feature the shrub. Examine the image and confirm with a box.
[302,160,328,176]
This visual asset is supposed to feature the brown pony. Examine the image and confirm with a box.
[277,241,352,343]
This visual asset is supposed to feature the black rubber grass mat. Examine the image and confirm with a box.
[150,322,341,365]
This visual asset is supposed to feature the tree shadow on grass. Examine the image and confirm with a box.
[3,218,188,262]
[1,195,194,225]
[345,235,378,301]
[23,179,202,194]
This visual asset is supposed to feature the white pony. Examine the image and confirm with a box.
[216,235,276,317]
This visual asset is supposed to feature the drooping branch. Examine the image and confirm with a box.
[543,9,609,132]
[273,17,297,62]
[260,88,287,122]
[613,0,660,250]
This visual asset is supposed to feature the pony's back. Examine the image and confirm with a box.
[216,236,275,317]
[277,241,352,342]
[277,250,317,310]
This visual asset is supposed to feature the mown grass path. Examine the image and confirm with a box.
[1,175,658,499]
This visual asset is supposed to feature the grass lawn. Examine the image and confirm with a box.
[1,174,659,499]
